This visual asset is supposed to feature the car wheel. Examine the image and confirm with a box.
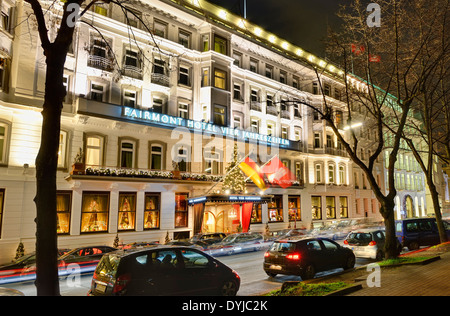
[408,241,419,251]
[220,280,238,296]
[301,264,315,280]
[344,255,356,270]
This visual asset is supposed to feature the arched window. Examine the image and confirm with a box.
[119,138,137,169]
[339,165,346,185]
[85,134,105,168]
[328,164,335,184]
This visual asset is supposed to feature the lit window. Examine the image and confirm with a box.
[118,192,136,231]
[204,150,220,174]
[56,191,71,235]
[214,35,227,55]
[214,69,227,90]
[213,105,227,126]
[57,131,68,168]
[85,135,104,167]
[144,194,160,229]
[81,192,110,233]
[175,193,189,228]
[0,122,10,165]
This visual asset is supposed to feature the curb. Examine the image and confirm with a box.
[325,283,363,296]
[279,280,363,296]
[379,255,441,268]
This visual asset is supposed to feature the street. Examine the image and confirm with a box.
[2,248,375,296]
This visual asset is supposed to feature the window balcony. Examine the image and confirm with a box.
[88,55,114,72]
[266,106,278,116]
[151,73,170,87]
[250,101,262,111]
[123,65,143,80]
[281,110,291,119]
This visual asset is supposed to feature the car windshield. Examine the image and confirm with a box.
[221,235,237,243]
[270,242,296,252]
[95,254,121,279]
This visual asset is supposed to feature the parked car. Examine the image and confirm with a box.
[343,229,387,260]
[274,228,309,240]
[0,249,70,284]
[88,245,240,296]
[165,240,206,251]
[57,246,117,276]
[208,232,264,256]
[120,242,159,250]
[0,287,24,296]
[396,218,450,251]
[263,238,355,280]
[190,233,226,247]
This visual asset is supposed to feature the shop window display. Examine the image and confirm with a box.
[81,192,110,233]
[57,191,71,234]
[340,196,349,218]
[288,196,301,222]
[268,195,283,222]
[326,196,336,219]
[144,193,160,229]
[175,193,188,228]
[118,193,136,231]
[311,196,322,220]
[251,204,262,223]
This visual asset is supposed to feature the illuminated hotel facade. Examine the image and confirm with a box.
[0,0,441,261]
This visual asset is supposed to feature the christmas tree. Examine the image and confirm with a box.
[222,144,246,194]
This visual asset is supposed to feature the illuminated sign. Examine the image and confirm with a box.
[228,196,262,202]
[123,107,290,146]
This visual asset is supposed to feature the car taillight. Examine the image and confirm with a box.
[286,253,301,260]
[113,273,131,294]
[264,252,270,257]
[369,241,377,246]
[343,240,349,245]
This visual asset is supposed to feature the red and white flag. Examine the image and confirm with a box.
[261,156,296,189]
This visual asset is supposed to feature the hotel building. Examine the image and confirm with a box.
[0,0,438,261]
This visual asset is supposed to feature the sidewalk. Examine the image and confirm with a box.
[306,242,450,296]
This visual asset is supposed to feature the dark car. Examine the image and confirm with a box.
[263,238,355,280]
[190,233,226,247]
[89,245,240,296]
[396,218,450,250]
[58,246,117,275]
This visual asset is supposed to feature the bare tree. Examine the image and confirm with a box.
[402,0,450,244]
[299,0,448,258]
[23,0,177,295]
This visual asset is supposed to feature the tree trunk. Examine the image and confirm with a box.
[427,179,448,243]
[380,202,400,259]
[34,48,66,296]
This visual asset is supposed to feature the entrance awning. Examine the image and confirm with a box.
[188,194,272,234]
[187,194,273,206]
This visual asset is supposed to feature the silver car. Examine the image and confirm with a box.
[343,229,386,260]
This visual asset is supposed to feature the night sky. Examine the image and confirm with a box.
[207,0,347,57]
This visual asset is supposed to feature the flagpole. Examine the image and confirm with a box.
[243,153,277,182]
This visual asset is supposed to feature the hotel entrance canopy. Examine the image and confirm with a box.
[188,194,272,234]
